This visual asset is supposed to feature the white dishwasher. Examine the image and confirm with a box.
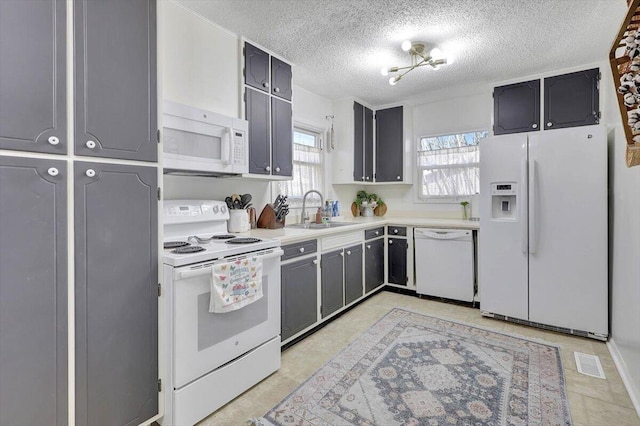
[414,228,474,302]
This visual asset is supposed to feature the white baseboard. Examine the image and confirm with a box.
[607,338,640,417]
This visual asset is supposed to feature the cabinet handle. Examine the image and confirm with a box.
[340,252,344,257]
[312,259,318,265]
[347,250,351,255]
[85,169,96,178]
[397,175,401,180]
[47,136,60,145]
[275,167,281,172]
[47,167,59,176]
[389,240,393,244]
[274,87,280,93]
[361,176,365,180]
[86,140,96,149]
[263,82,270,88]
[375,231,379,235]
[299,247,305,253]
[532,123,538,129]
[265,166,271,172]
[547,122,553,127]
[367,244,371,249]
[393,229,399,234]
[365,176,370,180]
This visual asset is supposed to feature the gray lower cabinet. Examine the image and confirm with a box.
[388,237,408,285]
[74,162,158,425]
[344,244,363,305]
[0,156,68,426]
[321,249,345,318]
[74,0,157,162]
[365,238,384,293]
[0,0,67,154]
[281,257,318,341]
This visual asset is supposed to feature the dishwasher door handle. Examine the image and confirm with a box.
[419,230,471,240]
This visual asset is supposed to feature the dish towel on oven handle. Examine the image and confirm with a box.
[210,256,263,313]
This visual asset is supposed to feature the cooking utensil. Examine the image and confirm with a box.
[232,194,240,202]
[240,193,252,208]
[233,198,242,209]
[225,197,233,209]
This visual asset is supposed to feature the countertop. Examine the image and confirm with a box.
[240,216,479,245]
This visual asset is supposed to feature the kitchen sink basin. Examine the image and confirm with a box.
[286,222,353,229]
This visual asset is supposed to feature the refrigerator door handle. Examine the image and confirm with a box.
[529,159,537,254]
[521,157,528,254]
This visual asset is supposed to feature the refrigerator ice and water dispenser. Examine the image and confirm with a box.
[491,183,517,220]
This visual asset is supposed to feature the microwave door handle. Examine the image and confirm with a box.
[221,128,232,165]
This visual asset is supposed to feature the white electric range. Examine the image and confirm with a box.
[161,200,283,426]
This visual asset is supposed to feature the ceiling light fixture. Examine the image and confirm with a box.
[381,40,448,85]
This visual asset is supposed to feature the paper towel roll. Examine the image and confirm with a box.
[470,193,480,220]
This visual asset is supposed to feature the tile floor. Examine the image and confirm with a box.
[198,291,640,426]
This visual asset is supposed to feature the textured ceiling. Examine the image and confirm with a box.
[174,0,628,106]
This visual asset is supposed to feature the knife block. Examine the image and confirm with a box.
[257,204,285,229]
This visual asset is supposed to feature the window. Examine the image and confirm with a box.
[276,126,324,210]
[417,131,487,200]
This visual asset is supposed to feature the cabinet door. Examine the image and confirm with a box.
[246,88,271,174]
[364,107,374,182]
[272,97,293,176]
[281,258,318,341]
[74,0,157,162]
[544,68,600,130]
[375,106,403,182]
[75,162,158,426]
[388,238,408,285]
[365,238,384,293]
[245,42,270,93]
[344,244,363,305]
[0,0,66,154]
[271,57,292,101]
[321,250,344,318]
[353,102,364,181]
[0,156,67,426]
[493,80,540,135]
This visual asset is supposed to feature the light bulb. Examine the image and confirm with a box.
[429,48,442,59]
[401,40,412,51]
[381,67,389,76]
[389,76,398,85]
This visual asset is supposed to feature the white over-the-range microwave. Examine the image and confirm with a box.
[163,101,248,176]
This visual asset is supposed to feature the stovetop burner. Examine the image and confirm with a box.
[164,241,191,249]
[225,237,262,245]
[189,234,237,244]
[172,246,206,254]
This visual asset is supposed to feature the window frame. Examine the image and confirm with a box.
[414,129,486,204]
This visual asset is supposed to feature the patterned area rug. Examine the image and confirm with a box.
[256,308,571,426]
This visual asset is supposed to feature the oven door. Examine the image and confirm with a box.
[170,248,282,388]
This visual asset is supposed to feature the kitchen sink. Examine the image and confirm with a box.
[286,222,353,229]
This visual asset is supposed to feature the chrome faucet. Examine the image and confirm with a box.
[300,190,324,227]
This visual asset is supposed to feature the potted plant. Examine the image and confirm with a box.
[460,201,470,220]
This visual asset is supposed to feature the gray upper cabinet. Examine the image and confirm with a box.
[247,88,271,174]
[245,43,270,93]
[544,68,600,130]
[0,156,68,426]
[272,98,293,176]
[74,0,157,162]
[281,257,318,341]
[375,106,403,182]
[271,57,292,101]
[0,0,67,154]
[353,102,374,182]
[74,162,158,426]
[493,80,540,135]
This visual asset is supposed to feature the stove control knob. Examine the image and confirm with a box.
[85,169,96,178]
[220,206,227,214]
[212,205,219,213]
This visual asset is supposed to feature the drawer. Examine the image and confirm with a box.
[364,227,385,240]
[387,226,407,237]
[282,239,317,261]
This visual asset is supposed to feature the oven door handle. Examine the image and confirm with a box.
[175,248,284,280]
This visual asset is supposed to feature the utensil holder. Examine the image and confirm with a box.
[257,204,285,229]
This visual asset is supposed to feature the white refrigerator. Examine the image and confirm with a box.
[479,125,608,338]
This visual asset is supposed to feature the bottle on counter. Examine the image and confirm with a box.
[315,208,322,224]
